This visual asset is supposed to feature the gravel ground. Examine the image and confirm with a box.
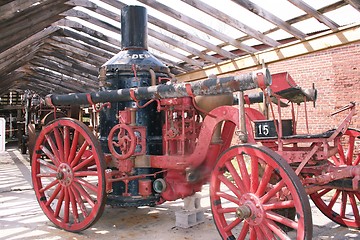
[0,144,359,240]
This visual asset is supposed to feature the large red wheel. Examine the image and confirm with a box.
[31,118,106,232]
[310,128,360,229]
[210,144,312,240]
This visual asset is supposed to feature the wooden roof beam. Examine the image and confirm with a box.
[30,57,99,85]
[50,36,113,59]
[344,0,360,12]
[45,41,108,69]
[177,24,360,82]
[231,0,307,40]
[0,0,45,23]
[287,0,339,30]
[180,0,280,47]
[74,1,221,65]
[102,0,237,60]
[0,0,70,51]
[138,0,257,54]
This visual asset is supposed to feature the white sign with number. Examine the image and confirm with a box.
[0,118,5,152]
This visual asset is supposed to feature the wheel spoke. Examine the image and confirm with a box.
[264,219,291,240]
[236,155,250,190]
[250,155,259,193]
[249,226,256,240]
[68,130,80,163]
[54,187,65,218]
[72,155,95,172]
[70,185,88,218]
[63,126,70,163]
[218,174,242,198]
[217,207,237,214]
[74,178,98,193]
[348,193,360,222]
[337,144,346,165]
[40,145,60,167]
[255,164,273,196]
[216,191,240,204]
[316,188,332,198]
[36,172,57,178]
[346,136,355,165]
[263,200,295,211]
[45,134,61,165]
[258,223,274,240]
[39,179,59,194]
[64,187,70,223]
[328,189,341,209]
[265,210,298,230]
[73,182,95,208]
[37,158,57,171]
[261,179,285,203]
[340,191,347,218]
[238,221,249,240]
[74,171,99,177]
[68,186,79,223]
[70,141,89,168]
[224,218,241,232]
[45,184,62,207]
[224,161,248,194]
[53,127,65,162]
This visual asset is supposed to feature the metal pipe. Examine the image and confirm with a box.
[45,68,272,106]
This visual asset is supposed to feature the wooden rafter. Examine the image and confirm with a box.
[231,0,308,40]
[287,0,339,30]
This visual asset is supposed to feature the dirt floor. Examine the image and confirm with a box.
[1,143,360,240]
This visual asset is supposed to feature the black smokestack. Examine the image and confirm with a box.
[121,5,148,50]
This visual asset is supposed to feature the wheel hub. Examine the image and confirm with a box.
[237,193,264,225]
[57,163,74,186]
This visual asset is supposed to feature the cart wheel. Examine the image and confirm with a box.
[31,118,106,232]
[310,128,360,229]
[210,144,312,240]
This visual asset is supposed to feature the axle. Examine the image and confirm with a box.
[45,68,271,106]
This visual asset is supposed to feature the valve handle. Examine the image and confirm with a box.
[108,124,136,160]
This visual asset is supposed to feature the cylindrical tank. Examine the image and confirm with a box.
[99,5,170,155]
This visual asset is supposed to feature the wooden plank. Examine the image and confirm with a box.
[0,1,70,51]
[138,0,257,54]
[61,9,120,34]
[0,0,44,22]
[176,24,360,82]
[60,28,120,53]
[56,19,121,48]
[45,39,108,67]
[102,0,237,60]
[231,0,307,40]
[31,57,99,85]
[50,36,113,59]
[180,0,280,47]
[148,28,221,64]
[237,1,347,43]
[287,0,339,30]
[0,25,59,61]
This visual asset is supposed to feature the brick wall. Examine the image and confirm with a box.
[239,42,360,134]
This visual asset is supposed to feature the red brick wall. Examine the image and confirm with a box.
[240,42,360,134]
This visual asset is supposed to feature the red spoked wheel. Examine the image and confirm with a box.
[31,118,106,232]
[310,128,360,229]
[210,144,312,240]
[108,124,136,160]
